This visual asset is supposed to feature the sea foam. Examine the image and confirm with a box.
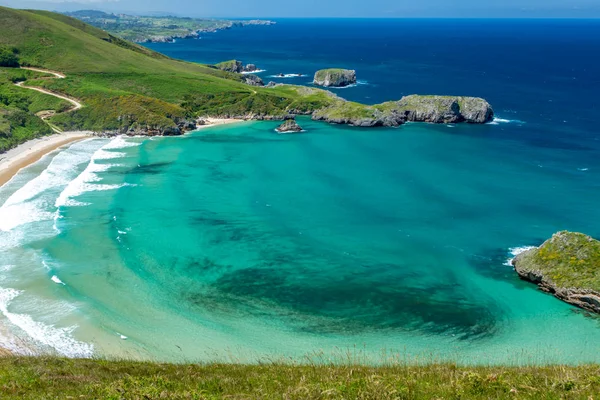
[55,137,139,208]
[0,287,93,357]
[503,246,537,266]
[0,139,99,232]
[488,117,526,126]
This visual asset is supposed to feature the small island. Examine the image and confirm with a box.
[313,68,357,87]
[276,119,303,133]
[512,231,600,313]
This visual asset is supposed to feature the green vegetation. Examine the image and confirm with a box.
[314,68,351,81]
[515,231,600,291]
[63,10,275,43]
[0,67,68,152]
[0,46,19,67]
[214,59,243,72]
[1,356,600,399]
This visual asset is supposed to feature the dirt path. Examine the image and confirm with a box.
[14,67,83,133]
[19,67,66,79]
[15,67,82,111]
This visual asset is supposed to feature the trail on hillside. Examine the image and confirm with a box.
[14,67,83,133]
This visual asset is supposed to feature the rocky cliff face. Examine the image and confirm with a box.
[311,95,494,127]
[395,95,494,124]
[313,69,357,87]
[512,231,600,314]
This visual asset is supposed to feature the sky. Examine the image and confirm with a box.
[1,0,599,18]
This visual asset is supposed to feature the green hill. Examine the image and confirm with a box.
[0,6,330,139]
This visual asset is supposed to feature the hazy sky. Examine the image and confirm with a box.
[2,0,599,18]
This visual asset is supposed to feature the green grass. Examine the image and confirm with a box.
[1,357,600,399]
[516,231,600,290]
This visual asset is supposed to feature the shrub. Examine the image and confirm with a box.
[0,47,19,68]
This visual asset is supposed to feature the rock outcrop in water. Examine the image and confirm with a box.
[276,119,303,133]
[311,95,494,126]
[512,231,600,314]
[313,69,357,87]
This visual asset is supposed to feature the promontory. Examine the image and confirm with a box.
[512,231,600,313]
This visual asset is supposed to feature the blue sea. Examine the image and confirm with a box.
[0,19,599,363]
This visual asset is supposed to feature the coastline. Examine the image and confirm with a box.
[196,117,246,130]
[0,132,90,187]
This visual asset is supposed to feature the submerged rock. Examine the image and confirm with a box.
[276,119,303,133]
[512,231,600,314]
[313,69,357,87]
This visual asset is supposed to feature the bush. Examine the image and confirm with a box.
[0,47,19,68]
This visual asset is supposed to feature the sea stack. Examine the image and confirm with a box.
[313,68,357,87]
[276,119,303,133]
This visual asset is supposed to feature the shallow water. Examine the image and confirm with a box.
[1,19,600,363]
[0,118,599,363]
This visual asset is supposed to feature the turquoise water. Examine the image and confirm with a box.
[1,118,599,363]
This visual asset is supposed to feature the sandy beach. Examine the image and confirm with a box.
[0,132,90,187]
[196,117,246,130]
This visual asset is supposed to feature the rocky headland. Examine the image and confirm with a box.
[313,69,357,87]
[276,119,303,133]
[512,231,600,314]
[312,95,494,127]
[214,60,262,74]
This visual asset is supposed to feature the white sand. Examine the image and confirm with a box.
[195,117,246,130]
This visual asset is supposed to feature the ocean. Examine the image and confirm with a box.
[0,19,599,363]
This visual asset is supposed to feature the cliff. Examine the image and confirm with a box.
[512,231,600,313]
[313,69,357,87]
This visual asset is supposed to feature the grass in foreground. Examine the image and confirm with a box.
[1,357,600,399]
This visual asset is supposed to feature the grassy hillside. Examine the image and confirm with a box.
[0,6,331,137]
[1,357,599,399]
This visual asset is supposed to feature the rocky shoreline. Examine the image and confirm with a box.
[512,231,600,314]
